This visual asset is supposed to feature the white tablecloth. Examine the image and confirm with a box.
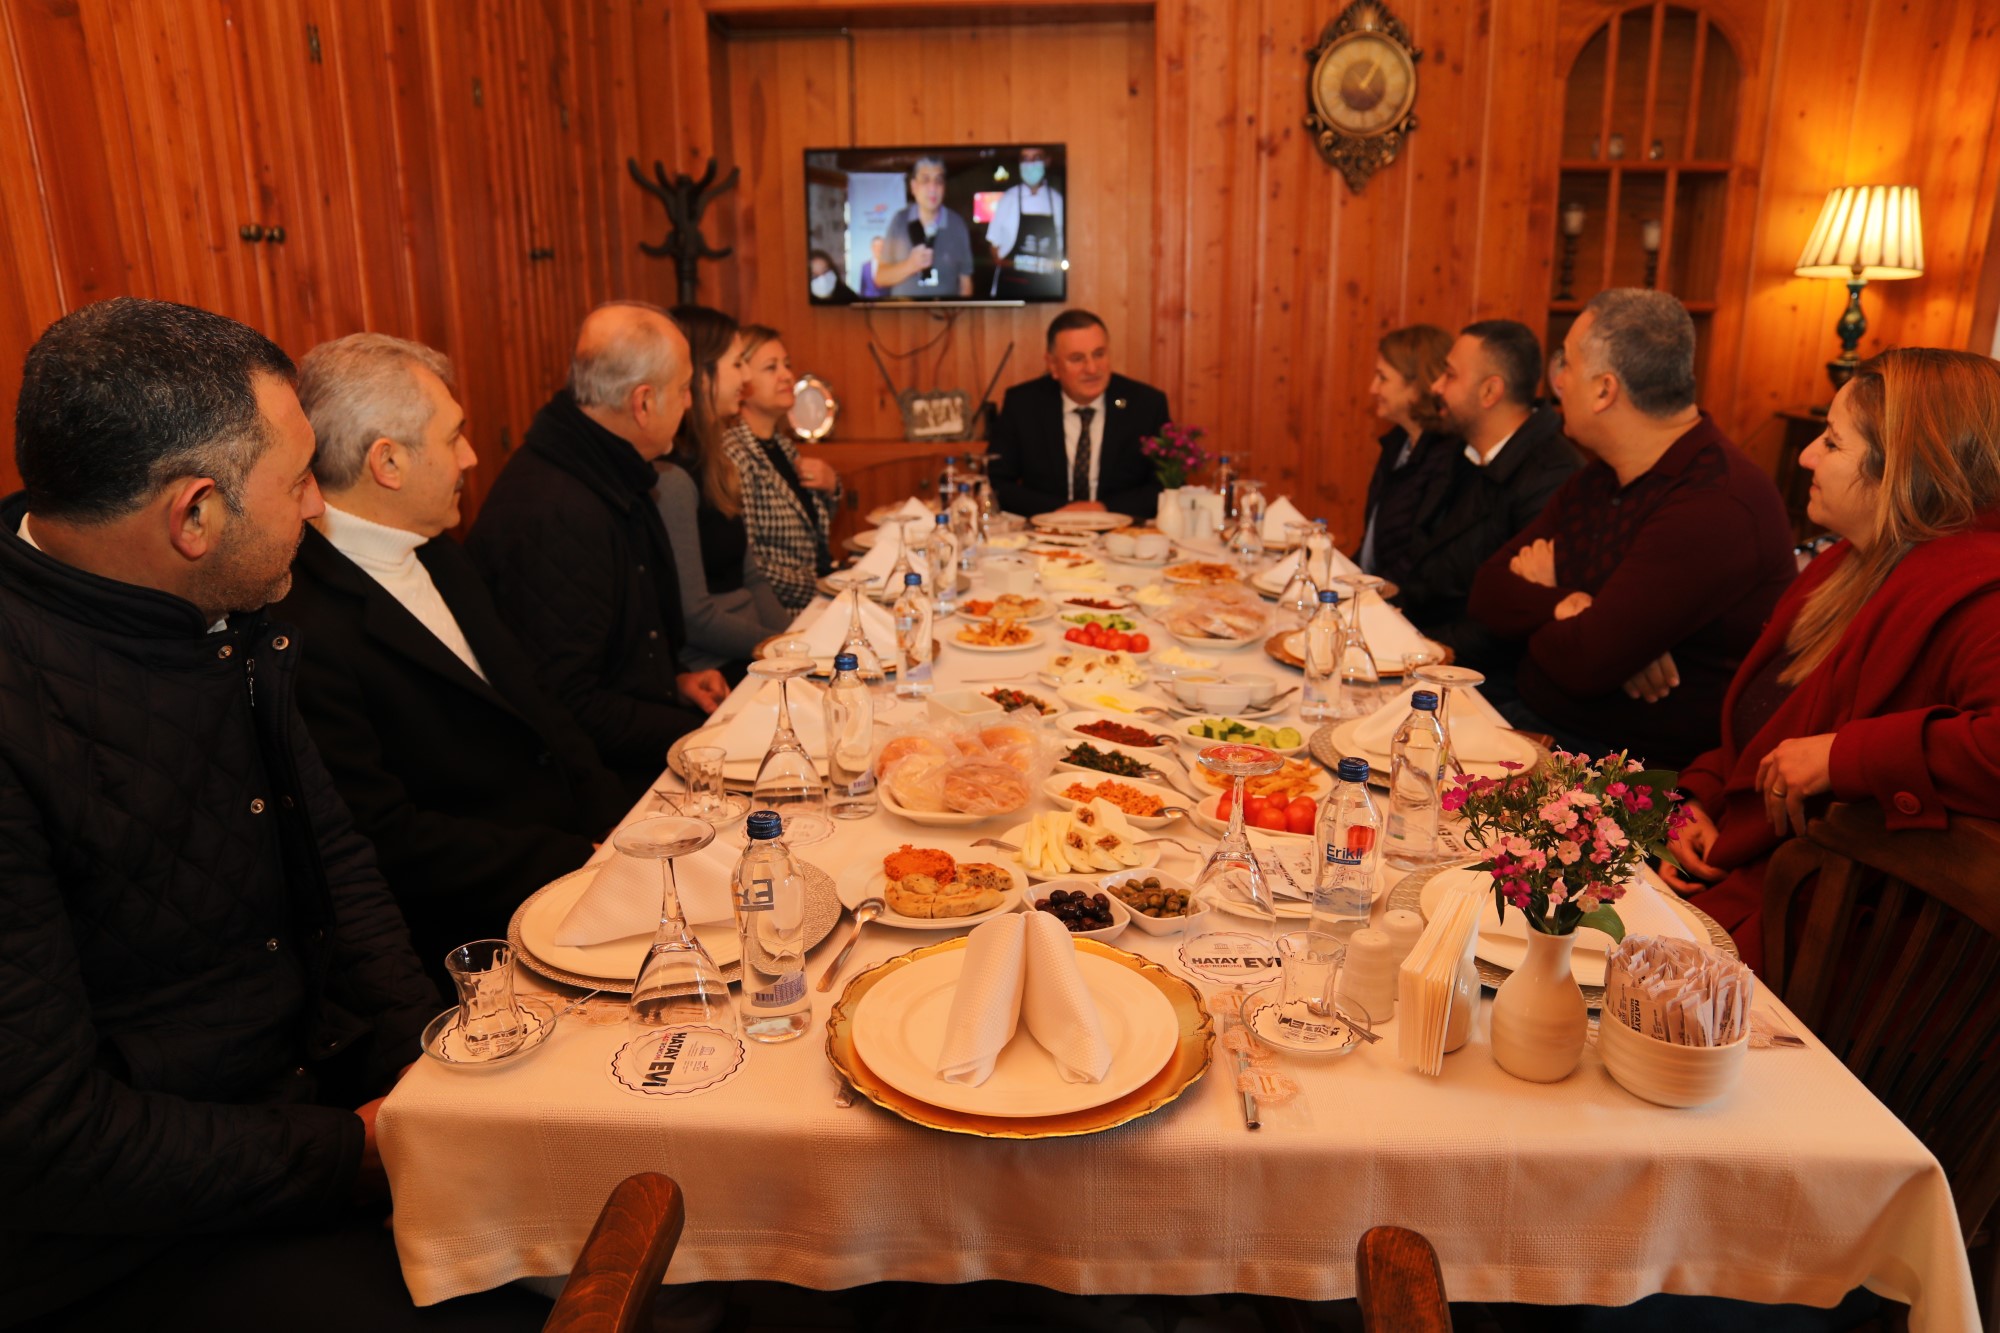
[379,542,1978,1331]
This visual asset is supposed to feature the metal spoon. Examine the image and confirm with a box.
[971,836,1022,853]
[815,897,883,993]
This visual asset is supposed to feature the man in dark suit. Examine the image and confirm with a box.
[987,308,1171,521]
[1383,319,1583,687]
[275,334,629,978]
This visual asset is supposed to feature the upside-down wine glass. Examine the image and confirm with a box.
[1193,743,1287,918]
[621,815,740,1033]
[1274,520,1319,629]
[1228,479,1268,567]
[1411,664,1487,779]
[747,656,832,846]
[825,573,886,682]
[1330,574,1385,718]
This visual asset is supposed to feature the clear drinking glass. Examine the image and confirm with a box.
[875,520,914,602]
[1193,743,1287,917]
[1331,574,1384,718]
[620,816,740,1032]
[1277,931,1345,1017]
[681,745,727,818]
[746,656,832,846]
[1411,664,1488,778]
[1401,649,1442,677]
[828,575,885,680]
[444,940,527,1060]
[1229,480,1267,565]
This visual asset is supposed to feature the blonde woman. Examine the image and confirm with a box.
[1665,349,2000,969]
[724,325,841,611]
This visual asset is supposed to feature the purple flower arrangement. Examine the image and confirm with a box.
[1139,423,1209,489]
[1443,751,1689,940]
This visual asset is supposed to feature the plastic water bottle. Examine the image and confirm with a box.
[950,482,981,573]
[925,513,959,616]
[936,455,958,512]
[1311,756,1381,942]
[1301,589,1342,721]
[824,652,877,819]
[732,811,810,1042]
[893,572,934,699]
[1385,690,1446,868]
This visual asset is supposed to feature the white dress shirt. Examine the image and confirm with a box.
[984,184,1065,263]
[320,504,488,682]
[1062,392,1108,502]
[1464,424,1521,469]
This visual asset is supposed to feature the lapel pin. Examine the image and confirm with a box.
[1114,398,1128,410]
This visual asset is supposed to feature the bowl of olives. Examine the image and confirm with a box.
[1028,881,1131,942]
[1100,869,1211,937]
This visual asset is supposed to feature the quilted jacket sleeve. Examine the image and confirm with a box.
[0,752,365,1234]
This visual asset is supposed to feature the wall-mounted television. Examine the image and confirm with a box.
[804,144,1068,307]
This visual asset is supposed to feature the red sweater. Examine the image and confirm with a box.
[1678,510,2000,970]
[1469,417,1796,768]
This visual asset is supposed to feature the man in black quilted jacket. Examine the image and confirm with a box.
[469,301,726,800]
[0,300,546,1331]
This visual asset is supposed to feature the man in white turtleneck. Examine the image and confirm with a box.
[275,334,626,978]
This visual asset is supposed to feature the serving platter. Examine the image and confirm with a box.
[826,935,1213,1138]
[834,854,1028,932]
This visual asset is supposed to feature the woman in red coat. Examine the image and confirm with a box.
[1663,348,2000,970]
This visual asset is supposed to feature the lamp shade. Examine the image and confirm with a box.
[1795,185,1925,280]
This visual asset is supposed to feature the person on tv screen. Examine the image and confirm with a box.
[986,146,1065,301]
[875,156,975,299]
[807,249,858,305]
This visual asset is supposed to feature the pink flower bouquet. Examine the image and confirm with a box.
[1443,751,1688,939]
[1139,423,1209,489]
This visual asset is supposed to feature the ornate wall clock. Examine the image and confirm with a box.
[1305,1,1421,193]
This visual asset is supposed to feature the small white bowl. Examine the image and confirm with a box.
[1105,531,1139,559]
[927,691,1005,727]
[1023,880,1131,942]
[1598,1015,1749,1108]
[1132,533,1171,561]
[1197,681,1254,713]
[1227,672,1280,709]
[1099,868,1211,937]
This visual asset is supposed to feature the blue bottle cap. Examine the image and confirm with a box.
[1337,756,1371,783]
[935,512,950,524]
[746,810,783,839]
[957,482,972,493]
[1318,589,1339,604]
[1411,690,1439,710]
[904,572,923,586]
[833,652,858,672]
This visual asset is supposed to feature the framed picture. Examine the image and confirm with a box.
[898,389,971,441]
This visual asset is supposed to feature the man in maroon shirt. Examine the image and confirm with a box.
[1468,289,1795,769]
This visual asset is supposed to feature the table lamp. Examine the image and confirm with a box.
[1794,184,1924,395]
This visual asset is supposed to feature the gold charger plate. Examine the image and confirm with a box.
[826,936,1214,1138]
[1264,629,1446,676]
[1384,866,1738,1009]
[1308,722,1550,788]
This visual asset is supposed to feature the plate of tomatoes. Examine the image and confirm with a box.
[1059,612,1152,657]
[1192,788,1321,840]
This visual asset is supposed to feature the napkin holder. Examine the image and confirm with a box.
[1397,887,1484,1076]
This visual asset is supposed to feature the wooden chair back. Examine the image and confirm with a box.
[1763,802,2000,1240]
[543,1173,687,1333]
[1356,1225,1453,1332]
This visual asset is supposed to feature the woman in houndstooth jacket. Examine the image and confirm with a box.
[725,325,842,612]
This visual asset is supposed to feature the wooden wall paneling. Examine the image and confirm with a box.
[0,4,60,495]
[1474,0,1562,329]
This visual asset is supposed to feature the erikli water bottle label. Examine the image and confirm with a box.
[750,971,806,1008]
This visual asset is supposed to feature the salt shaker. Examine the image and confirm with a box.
[1338,926,1399,1022]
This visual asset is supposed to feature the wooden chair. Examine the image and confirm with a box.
[543,1173,687,1333]
[1356,1226,1453,1332]
[1763,802,2000,1306]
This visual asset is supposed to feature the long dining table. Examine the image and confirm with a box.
[377,528,1980,1331]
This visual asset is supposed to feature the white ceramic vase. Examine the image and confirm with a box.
[1489,925,1588,1082]
[1155,487,1185,538]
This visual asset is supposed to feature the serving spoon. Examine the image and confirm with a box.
[815,897,883,993]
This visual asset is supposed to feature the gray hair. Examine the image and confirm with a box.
[909,155,947,180]
[1577,289,1698,418]
[297,334,455,491]
[569,299,673,410]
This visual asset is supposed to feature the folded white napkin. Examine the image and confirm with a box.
[1254,550,1305,594]
[551,837,740,945]
[1261,495,1308,543]
[936,915,1027,1084]
[936,912,1113,1086]
[1352,684,1516,762]
[708,677,830,762]
[851,521,933,586]
[800,597,899,659]
[888,496,933,522]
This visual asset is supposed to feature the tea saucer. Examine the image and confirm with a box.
[420,995,559,1070]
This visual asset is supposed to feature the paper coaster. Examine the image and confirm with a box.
[609,1026,746,1099]
[1178,931,1283,984]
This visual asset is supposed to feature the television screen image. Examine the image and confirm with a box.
[804,144,1068,307]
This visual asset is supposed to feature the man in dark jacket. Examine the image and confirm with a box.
[0,299,545,1330]
[1384,319,1583,684]
[468,302,725,800]
[275,334,628,981]
[987,309,1171,521]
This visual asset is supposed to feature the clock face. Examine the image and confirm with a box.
[1313,31,1416,138]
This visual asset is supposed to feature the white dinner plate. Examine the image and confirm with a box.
[850,947,1178,1117]
[1000,819,1162,882]
[950,625,1047,653]
[1417,866,1701,987]
[1166,628,1265,652]
[957,596,1058,624]
[835,855,1027,931]
[1329,716,1540,783]
[1189,792,1314,842]
[1030,510,1133,533]
[518,865,742,978]
[1055,683,1175,716]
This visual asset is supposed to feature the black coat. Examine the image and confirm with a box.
[987,372,1171,521]
[1381,408,1583,672]
[0,494,439,1325]
[275,525,628,976]
[467,390,707,798]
